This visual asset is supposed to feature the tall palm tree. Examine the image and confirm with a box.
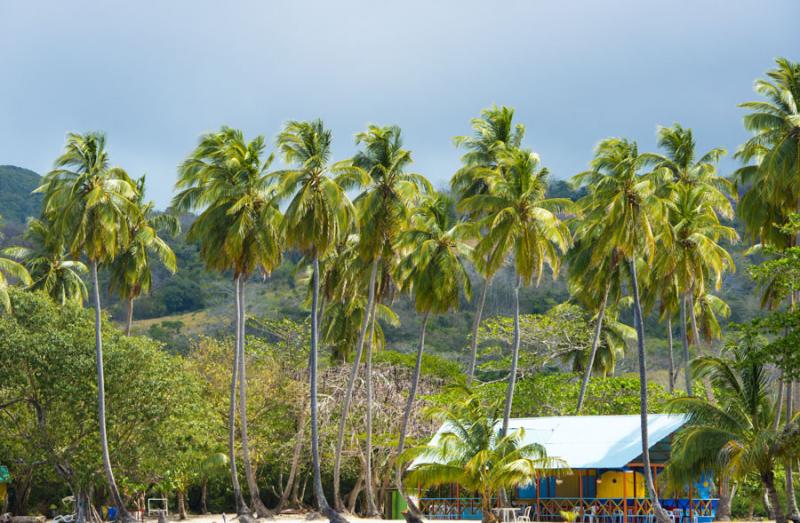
[644,123,732,218]
[36,131,139,523]
[460,146,570,438]
[572,138,670,523]
[275,119,357,523]
[736,59,800,520]
[109,177,178,335]
[394,193,472,523]
[173,127,282,517]
[666,333,786,523]
[655,184,737,395]
[332,124,426,512]
[643,124,735,396]
[452,105,524,384]
[736,58,800,242]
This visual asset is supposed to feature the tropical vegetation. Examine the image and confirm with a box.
[1,57,800,523]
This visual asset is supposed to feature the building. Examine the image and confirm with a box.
[413,415,717,522]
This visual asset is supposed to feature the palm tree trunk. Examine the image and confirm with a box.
[501,277,522,437]
[394,311,431,523]
[716,475,732,521]
[333,256,379,511]
[786,381,800,520]
[667,317,675,394]
[688,291,715,403]
[774,375,784,431]
[237,277,270,517]
[310,255,347,523]
[364,298,380,517]
[177,489,187,520]
[229,275,248,515]
[278,402,307,511]
[628,259,670,523]
[680,295,693,396]
[763,470,786,523]
[90,261,134,523]
[576,281,611,413]
[125,298,134,336]
[200,480,208,515]
[466,275,491,385]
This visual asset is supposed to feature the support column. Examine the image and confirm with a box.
[623,471,629,523]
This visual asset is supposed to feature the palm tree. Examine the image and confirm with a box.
[393,193,472,522]
[568,228,627,412]
[3,218,87,306]
[644,123,732,218]
[0,249,31,312]
[666,332,786,523]
[656,184,737,395]
[275,119,357,523]
[561,305,633,378]
[36,131,139,523]
[332,124,426,512]
[572,138,670,523]
[405,391,565,523]
[173,127,282,517]
[736,59,800,520]
[460,146,570,438]
[452,105,524,384]
[109,177,178,335]
[642,124,735,396]
[736,58,800,241]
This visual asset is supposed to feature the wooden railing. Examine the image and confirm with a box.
[417,497,718,521]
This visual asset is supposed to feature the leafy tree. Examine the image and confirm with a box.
[394,193,472,522]
[405,391,564,523]
[36,131,139,523]
[0,289,204,523]
[3,217,86,306]
[275,119,356,523]
[173,126,282,517]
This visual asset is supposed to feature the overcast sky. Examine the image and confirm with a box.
[1,1,798,208]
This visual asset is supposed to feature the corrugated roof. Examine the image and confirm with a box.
[417,414,686,470]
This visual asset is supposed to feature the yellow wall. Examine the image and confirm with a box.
[596,471,646,499]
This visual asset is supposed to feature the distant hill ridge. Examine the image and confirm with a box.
[0,165,43,225]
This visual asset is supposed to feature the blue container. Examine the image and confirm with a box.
[107,507,118,521]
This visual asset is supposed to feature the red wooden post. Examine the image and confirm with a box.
[457,483,461,517]
[689,484,694,523]
[579,470,584,519]
[623,471,628,523]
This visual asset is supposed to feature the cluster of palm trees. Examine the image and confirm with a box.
[0,132,179,523]
[0,56,797,523]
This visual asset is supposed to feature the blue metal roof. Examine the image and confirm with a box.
[417,414,687,470]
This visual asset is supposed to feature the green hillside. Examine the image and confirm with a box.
[0,164,767,372]
[0,165,42,225]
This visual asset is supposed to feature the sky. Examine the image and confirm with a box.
[1,1,798,208]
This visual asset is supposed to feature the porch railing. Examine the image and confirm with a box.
[417,497,718,521]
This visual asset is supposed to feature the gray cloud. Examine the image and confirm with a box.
[1,0,798,206]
